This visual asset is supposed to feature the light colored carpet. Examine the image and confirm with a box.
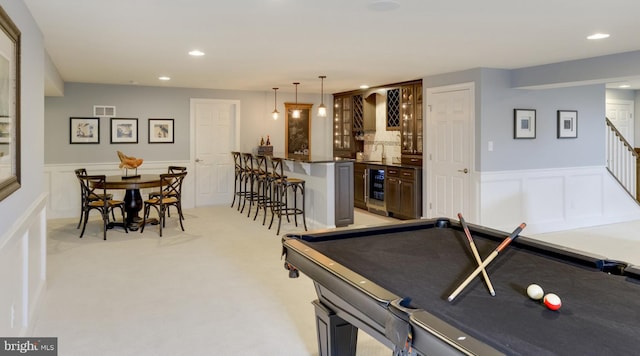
[31,205,640,355]
[32,205,395,356]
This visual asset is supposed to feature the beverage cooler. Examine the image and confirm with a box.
[366,167,387,215]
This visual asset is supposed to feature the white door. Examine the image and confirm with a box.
[191,99,240,206]
[425,83,475,221]
[606,99,634,146]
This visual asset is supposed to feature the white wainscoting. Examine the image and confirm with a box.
[0,194,47,336]
[45,161,194,220]
[479,166,640,234]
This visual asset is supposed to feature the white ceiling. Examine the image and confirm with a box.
[23,0,640,95]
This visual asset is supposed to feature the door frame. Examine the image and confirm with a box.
[424,82,478,222]
[189,98,241,207]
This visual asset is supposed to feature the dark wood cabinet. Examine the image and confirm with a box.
[354,162,366,209]
[333,94,353,157]
[385,166,422,219]
[334,161,354,227]
[386,88,401,130]
[333,79,421,160]
[400,82,423,163]
[333,94,364,158]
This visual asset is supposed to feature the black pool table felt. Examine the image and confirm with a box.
[303,226,640,355]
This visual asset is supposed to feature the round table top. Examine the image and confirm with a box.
[98,174,164,189]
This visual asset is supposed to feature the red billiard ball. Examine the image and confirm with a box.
[543,293,562,310]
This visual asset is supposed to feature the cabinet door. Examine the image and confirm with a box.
[335,162,354,227]
[353,94,364,135]
[399,177,416,217]
[386,88,401,130]
[401,85,415,154]
[386,176,400,213]
[342,96,352,150]
[333,95,353,152]
[415,84,423,154]
[354,163,366,209]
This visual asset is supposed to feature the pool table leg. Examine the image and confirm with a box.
[313,299,358,356]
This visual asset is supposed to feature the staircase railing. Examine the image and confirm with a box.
[605,118,638,200]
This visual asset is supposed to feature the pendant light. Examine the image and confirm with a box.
[292,82,301,119]
[318,75,327,117]
[271,88,280,120]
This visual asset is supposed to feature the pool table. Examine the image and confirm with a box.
[282,218,640,355]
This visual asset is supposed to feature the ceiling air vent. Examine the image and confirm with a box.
[93,105,116,117]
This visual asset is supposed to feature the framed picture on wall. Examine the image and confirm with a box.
[0,6,21,202]
[285,102,313,155]
[557,110,578,138]
[148,118,174,143]
[110,118,138,143]
[0,117,10,143]
[514,109,536,139]
[70,117,100,144]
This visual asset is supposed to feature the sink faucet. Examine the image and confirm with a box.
[375,142,386,162]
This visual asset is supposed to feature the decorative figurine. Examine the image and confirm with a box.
[117,151,143,178]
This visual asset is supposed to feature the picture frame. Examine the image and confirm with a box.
[148,118,174,143]
[0,117,9,143]
[514,109,536,139]
[285,102,313,156]
[0,6,21,202]
[557,110,578,138]
[110,118,138,144]
[70,117,100,144]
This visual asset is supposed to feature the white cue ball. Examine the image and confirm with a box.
[526,284,544,300]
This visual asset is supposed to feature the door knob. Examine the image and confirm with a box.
[195,158,202,162]
[457,168,469,174]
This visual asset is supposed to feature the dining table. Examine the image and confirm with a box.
[92,174,165,231]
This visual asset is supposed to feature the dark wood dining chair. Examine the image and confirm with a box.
[74,168,114,229]
[231,152,243,209]
[148,166,187,218]
[141,171,187,237]
[77,174,128,240]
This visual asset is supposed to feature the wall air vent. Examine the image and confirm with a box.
[93,105,116,117]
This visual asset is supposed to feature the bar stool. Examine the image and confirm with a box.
[252,155,274,224]
[269,157,307,235]
[240,153,259,217]
[231,151,243,208]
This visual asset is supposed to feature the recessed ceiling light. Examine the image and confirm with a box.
[587,33,610,40]
[189,50,205,56]
[158,76,171,81]
[360,84,370,89]
[619,84,631,88]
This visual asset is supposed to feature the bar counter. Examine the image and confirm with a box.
[268,152,354,229]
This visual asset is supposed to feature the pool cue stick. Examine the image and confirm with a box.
[457,213,495,297]
[447,222,527,302]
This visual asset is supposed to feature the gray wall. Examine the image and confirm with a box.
[45,83,331,164]
[480,70,604,171]
[424,68,605,172]
[0,1,45,236]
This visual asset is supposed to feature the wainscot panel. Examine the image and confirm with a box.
[479,166,640,234]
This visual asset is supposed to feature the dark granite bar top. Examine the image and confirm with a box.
[271,152,355,164]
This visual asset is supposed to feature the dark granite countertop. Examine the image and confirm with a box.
[354,160,422,169]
